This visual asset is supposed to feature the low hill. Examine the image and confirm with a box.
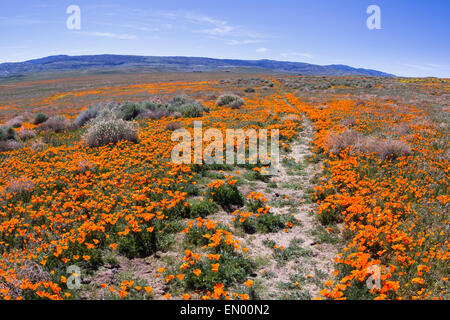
[0,55,395,78]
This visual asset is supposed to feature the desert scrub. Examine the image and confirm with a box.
[206,179,244,212]
[84,119,139,147]
[216,94,245,109]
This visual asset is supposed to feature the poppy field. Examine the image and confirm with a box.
[0,73,448,300]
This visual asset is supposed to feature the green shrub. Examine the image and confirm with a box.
[189,200,219,218]
[177,103,207,117]
[0,126,17,141]
[207,183,244,212]
[33,112,49,125]
[117,221,180,258]
[119,101,144,121]
[235,212,295,234]
[317,205,344,225]
[246,196,266,213]
[118,230,159,259]
[183,223,230,248]
[216,94,245,109]
[169,96,209,118]
[183,251,255,291]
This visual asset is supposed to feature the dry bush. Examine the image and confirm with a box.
[171,112,182,119]
[38,116,72,133]
[18,128,36,140]
[326,130,412,160]
[0,140,22,152]
[5,176,34,195]
[137,110,172,120]
[325,129,363,154]
[5,116,24,128]
[76,159,96,173]
[31,139,47,151]
[84,119,139,147]
[390,123,410,136]
[340,117,357,127]
[0,261,51,300]
[165,122,181,131]
[5,113,34,128]
[229,99,245,109]
[370,139,412,160]
[282,114,302,122]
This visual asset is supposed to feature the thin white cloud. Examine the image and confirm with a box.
[201,25,235,36]
[95,22,160,32]
[281,52,313,60]
[228,39,264,46]
[77,31,137,40]
[0,16,52,26]
[404,64,433,71]
[125,9,265,40]
[256,48,268,53]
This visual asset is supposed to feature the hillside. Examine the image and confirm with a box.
[0,55,395,78]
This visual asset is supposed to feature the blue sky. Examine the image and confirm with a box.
[0,0,449,77]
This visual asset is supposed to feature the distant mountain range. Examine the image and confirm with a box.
[0,54,395,78]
